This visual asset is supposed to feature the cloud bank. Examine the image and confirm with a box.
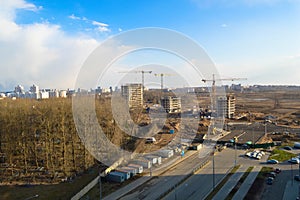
[0,0,99,90]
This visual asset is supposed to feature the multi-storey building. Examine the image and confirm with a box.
[121,83,143,108]
[161,96,181,113]
[217,94,235,119]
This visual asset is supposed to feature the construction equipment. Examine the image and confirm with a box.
[154,73,173,91]
[119,70,152,92]
[201,74,247,95]
[201,74,247,120]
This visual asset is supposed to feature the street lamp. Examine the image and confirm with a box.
[291,155,294,186]
[234,136,238,167]
[212,149,216,189]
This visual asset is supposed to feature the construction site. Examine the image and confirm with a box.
[1,70,300,199]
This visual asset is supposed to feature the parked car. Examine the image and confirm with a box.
[254,154,262,160]
[284,146,293,150]
[245,152,252,157]
[267,159,279,164]
[275,168,281,174]
[295,175,300,181]
[289,157,300,164]
[267,177,274,185]
[269,172,276,178]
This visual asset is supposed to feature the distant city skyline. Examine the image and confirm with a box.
[1,0,300,90]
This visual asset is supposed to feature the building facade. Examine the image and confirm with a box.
[161,96,181,113]
[217,94,235,119]
[121,83,143,108]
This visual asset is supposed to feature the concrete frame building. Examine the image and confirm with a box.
[217,94,235,119]
[121,83,143,108]
[161,96,181,113]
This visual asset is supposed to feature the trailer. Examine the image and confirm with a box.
[115,169,131,180]
[128,164,143,174]
[106,171,125,183]
[131,159,152,169]
[144,155,162,165]
[144,155,157,164]
[156,149,174,158]
[119,167,137,177]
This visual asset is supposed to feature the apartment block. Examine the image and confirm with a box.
[161,96,181,113]
[217,94,235,119]
[121,83,143,108]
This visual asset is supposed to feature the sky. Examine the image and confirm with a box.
[1,0,300,91]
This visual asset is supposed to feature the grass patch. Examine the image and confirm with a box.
[269,149,296,162]
[225,166,254,200]
[0,167,99,200]
[205,165,240,200]
[244,167,273,200]
[80,174,143,199]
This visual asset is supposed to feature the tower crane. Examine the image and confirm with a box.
[154,73,173,91]
[201,74,247,95]
[119,70,152,92]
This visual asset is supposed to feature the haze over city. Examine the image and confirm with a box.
[1,0,300,91]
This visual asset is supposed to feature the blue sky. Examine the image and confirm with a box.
[1,0,300,90]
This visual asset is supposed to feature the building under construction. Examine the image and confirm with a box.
[217,94,236,119]
[121,83,143,108]
[161,96,181,113]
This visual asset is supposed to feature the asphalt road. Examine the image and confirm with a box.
[163,148,241,200]
[113,145,299,200]
[119,149,209,200]
[261,162,300,200]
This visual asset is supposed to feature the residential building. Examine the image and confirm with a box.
[161,96,181,113]
[121,83,143,108]
[217,94,235,119]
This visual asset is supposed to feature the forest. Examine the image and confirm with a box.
[0,98,104,184]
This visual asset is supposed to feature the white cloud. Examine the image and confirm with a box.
[92,21,108,27]
[221,23,228,28]
[68,14,81,20]
[0,0,42,21]
[92,20,110,33]
[95,26,110,32]
[0,0,100,90]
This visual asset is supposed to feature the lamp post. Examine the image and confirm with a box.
[234,136,238,167]
[291,155,294,186]
[212,151,216,189]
